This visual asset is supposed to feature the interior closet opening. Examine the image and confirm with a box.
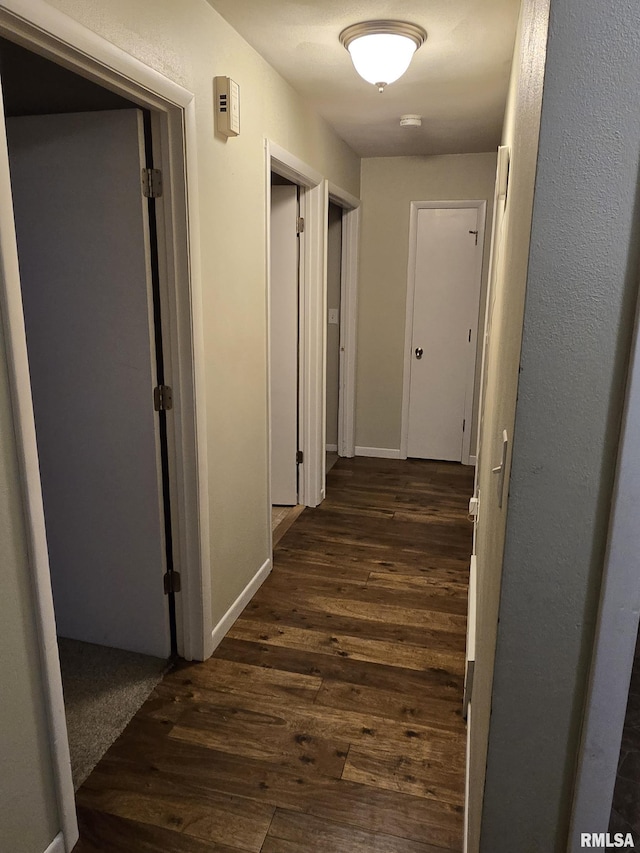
[0,36,175,790]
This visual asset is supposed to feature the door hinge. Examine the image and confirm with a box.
[142,168,163,198]
[164,571,181,595]
[468,230,479,245]
[297,450,303,464]
[463,419,466,433]
[154,385,173,411]
[296,216,305,235]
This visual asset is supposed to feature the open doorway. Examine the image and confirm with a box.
[266,158,359,536]
[266,142,326,525]
[269,171,304,544]
[326,201,342,476]
[327,183,360,467]
[0,35,174,789]
[0,7,209,846]
[323,188,360,484]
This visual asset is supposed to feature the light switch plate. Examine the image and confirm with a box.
[328,308,339,325]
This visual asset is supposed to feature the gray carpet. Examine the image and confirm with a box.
[57,638,170,790]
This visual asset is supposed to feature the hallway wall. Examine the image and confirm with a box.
[355,153,496,456]
[0,2,359,850]
[466,0,550,848]
[42,0,360,627]
[481,0,640,848]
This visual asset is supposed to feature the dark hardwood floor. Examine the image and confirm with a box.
[73,457,474,852]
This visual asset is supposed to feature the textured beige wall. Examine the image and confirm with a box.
[0,335,59,853]
[467,0,550,849]
[355,153,496,453]
[326,203,342,447]
[43,0,360,624]
[481,0,640,846]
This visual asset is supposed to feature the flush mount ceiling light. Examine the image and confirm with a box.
[340,20,427,93]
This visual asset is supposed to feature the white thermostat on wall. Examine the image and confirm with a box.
[214,76,240,137]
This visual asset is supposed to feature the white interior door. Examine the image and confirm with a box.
[7,109,171,658]
[270,183,299,505]
[407,207,481,461]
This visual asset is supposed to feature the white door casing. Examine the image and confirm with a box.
[402,202,485,463]
[270,183,299,505]
[7,109,171,657]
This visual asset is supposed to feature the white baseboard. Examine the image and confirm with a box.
[468,455,477,466]
[355,446,401,459]
[325,443,338,452]
[44,833,65,853]
[210,557,272,651]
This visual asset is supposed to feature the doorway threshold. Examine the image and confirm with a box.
[272,504,305,547]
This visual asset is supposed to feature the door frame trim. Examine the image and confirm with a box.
[327,182,361,460]
[0,2,212,848]
[266,140,327,513]
[400,199,486,464]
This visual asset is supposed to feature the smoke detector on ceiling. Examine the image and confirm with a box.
[400,114,422,127]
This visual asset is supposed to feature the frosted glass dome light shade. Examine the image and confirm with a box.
[348,34,416,87]
[340,21,427,91]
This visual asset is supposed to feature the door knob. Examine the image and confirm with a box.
[415,347,423,359]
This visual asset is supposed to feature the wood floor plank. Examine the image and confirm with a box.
[342,745,465,806]
[165,657,323,702]
[269,557,374,584]
[391,509,468,525]
[262,809,453,853]
[315,679,465,735]
[227,620,466,675]
[164,682,464,765]
[76,772,275,852]
[274,542,470,579]
[367,572,469,594]
[250,577,468,618]
[238,598,466,651]
[74,805,247,853]
[281,523,471,558]
[215,638,465,703]
[305,503,469,528]
[163,695,349,778]
[299,594,467,628]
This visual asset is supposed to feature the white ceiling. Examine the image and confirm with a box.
[205,0,521,158]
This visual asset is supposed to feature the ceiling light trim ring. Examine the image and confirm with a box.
[339,20,428,51]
